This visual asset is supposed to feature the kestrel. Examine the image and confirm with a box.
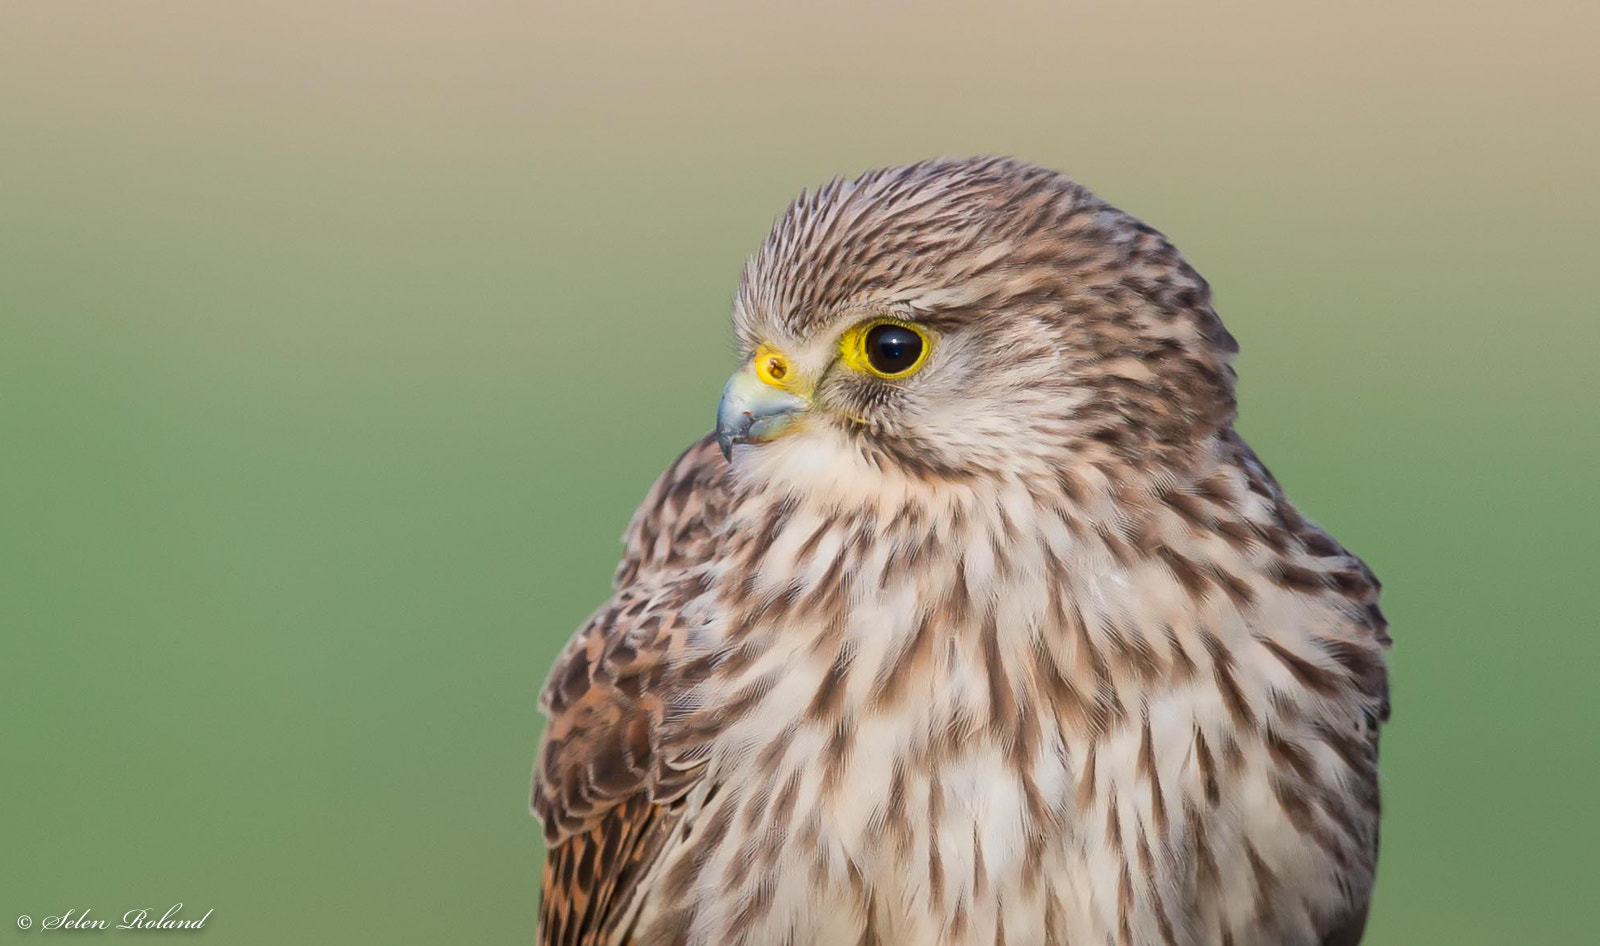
[531,157,1390,946]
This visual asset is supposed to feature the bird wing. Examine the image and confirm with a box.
[532,435,731,946]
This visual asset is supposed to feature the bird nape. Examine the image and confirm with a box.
[531,156,1389,946]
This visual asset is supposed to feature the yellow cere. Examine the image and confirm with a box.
[839,317,932,379]
[753,344,795,389]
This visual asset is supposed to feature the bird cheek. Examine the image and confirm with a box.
[816,384,872,430]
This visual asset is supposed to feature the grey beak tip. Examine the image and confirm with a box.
[715,369,805,463]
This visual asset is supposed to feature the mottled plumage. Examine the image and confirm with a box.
[532,157,1389,946]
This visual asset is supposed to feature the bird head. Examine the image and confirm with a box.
[716,157,1241,499]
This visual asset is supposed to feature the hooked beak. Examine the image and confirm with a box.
[715,363,811,460]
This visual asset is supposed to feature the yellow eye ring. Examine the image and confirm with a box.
[840,318,932,379]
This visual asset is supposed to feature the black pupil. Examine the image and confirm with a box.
[865,324,922,374]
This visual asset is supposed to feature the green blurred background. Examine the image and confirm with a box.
[2,2,1595,942]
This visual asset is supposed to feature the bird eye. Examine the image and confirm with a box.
[852,320,929,379]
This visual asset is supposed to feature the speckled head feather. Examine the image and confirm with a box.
[533,157,1389,946]
[732,157,1241,483]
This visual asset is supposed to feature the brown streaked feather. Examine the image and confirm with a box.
[533,436,732,943]
[612,435,733,590]
[540,797,677,946]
